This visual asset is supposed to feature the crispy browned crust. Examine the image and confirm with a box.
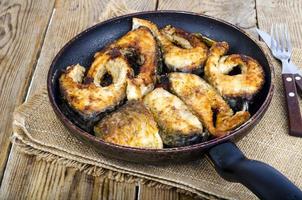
[143,88,204,147]
[94,100,163,149]
[169,72,250,137]
[160,25,208,72]
[59,55,133,119]
[59,27,160,118]
[204,42,265,99]
[113,27,159,100]
[132,18,208,73]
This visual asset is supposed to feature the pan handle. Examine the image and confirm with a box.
[207,142,302,200]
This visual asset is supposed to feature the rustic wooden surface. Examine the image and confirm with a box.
[0,0,55,182]
[0,0,301,199]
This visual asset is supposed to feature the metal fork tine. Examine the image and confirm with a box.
[278,24,284,52]
[275,24,281,51]
[285,25,292,53]
[270,23,292,62]
[282,24,287,52]
[270,25,276,51]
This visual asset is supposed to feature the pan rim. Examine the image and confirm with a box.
[47,10,274,153]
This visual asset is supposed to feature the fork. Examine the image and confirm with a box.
[271,24,302,137]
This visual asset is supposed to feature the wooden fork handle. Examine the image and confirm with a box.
[294,74,302,93]
[282,73,302,137]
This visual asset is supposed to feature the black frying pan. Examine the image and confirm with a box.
[47,11,302,199]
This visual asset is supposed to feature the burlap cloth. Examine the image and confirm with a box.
[11,4,302,198]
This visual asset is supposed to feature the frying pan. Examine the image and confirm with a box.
[47,11,302,199]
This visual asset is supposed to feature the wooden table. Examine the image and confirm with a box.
[0,0,301,199]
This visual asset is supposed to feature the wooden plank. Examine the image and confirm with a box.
[0,144,36,199]
[256,0,302,48]
[158,0,257,38]
[26,0,157,98]
[139,184,180,200]
[0,143,137,200]
[0,0,55,182]
[138,184,203,200]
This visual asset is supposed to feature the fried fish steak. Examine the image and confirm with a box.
[160,25,208,73]
[94,100,163,149]
[169,72,250,137]
[59,54,133,119]
[143,88,206,147]
[132,18,208,73]
[204,42,265,99]
[107,26,159,100]
[60,26,160,118]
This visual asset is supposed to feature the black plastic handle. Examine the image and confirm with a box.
[207,142,302,200]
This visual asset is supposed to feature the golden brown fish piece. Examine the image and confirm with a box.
[60,27,159,118]
[143,88,206,147]
[94,100,163,149]
[132,18,208,73]
[59,53,133,119]
[169,72,250,137]
[110,26,159,100]
[204,42,265,99]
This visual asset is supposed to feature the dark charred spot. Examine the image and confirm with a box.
[83,76,94,84]
[127,70,134,79]
[69,95,77,102]
[156,74,170,90]
[211,108,219,127]
[108,47,122,59]
[123,47,143,76]
[84,105,91,111]
[173,26,192,42]
[171,41,188,49]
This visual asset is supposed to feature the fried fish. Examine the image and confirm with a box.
[132,18,208,73]
[143,88,206,147]
[94,100,163,149]
[60,27,159,118]
[59,55,132,119]
[204,42,265,99]
[110,26,159,100]
[169,72,250,137]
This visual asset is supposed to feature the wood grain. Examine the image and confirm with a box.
[0,143,137,200]
[139,184,180,200]
[1,0,160,199]
[0,0,55,182]
[139,184,203,200]
[257,0,302,48]
[26,0,157,98]
[158,0,257,38]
